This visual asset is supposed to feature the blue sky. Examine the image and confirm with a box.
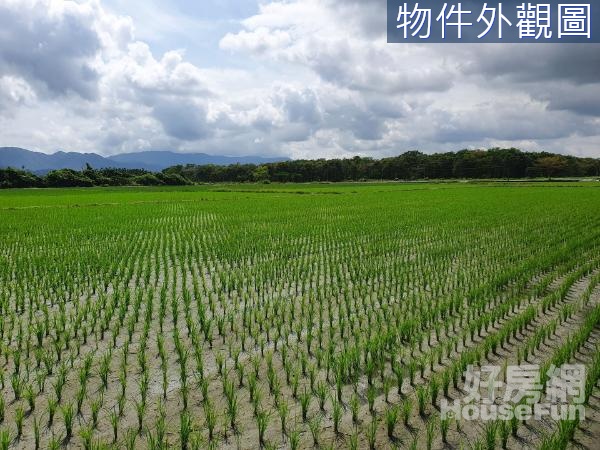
[0,0,598,158]
[103,0,257,67]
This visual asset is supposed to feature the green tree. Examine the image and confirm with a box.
[534,156,568,180]
[252,165,270,182]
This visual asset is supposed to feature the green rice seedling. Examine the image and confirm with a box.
[441,416,451,443]
[367,385,376,415]
[226,389,238,431]
[180,381,190,411]
[484,421,498,450]
[385,405,399,439]
[15,405,24,439]
[247,371,257,402]
[402,398,413,426]
[99,353,111,391]
[33,415,41,449]
[62,402,74,440]
[24,384,35,412]
[204,401,217,441]
[289,428,300,450]
[47,396,58,427]
[499,420,510,449]
[156,401,167,446]
[11,374,22,401]
[76,385,86,415]
[419,357,427,379]
[383,377,392,403]
[350,392,360,424]
[256,409,270,448]
[510,407,519,437]
[408,433,419,450]
[13,349,21,376]
[199,377,209,404]
[215,352,225,376]
[0,430,11,450]
[315,382,327,411]
[189,431,203,450]
[442,371,451,398]
[236,363,245,388]
[90,395,102,429]
[270,374,281,402]
[252,383,265,416]
[471,438,486,450]
[309,414,322,446]
[125,428,137,450]
[392,362,404,396]
[538,433,560,450]
[146,427,160,450]
[291,370,300,399]
[417,385,428,416]
[53,378,64,404]
[180,410,192,450]
[277,398,289,436]
[118,369,127,400]
[348,431,358,450]
[299,388,311,422]
[366,416,378,450]
[56,362,68,396]
[426,416,437,450]
[332,398,343,435]
[556,419,579,448]
[335,372,343,403]
[408,362,417,386]
[109,409,119,442]
[48,434,62,450]
[430,376,440,406]
[80,424,94,450]
[135,399,145,432]
[161,364,168,399]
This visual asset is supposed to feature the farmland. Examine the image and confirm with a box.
[1,182,600,449]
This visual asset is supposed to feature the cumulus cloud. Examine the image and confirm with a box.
[540,83,600,116]
[463,44,600,85]
[220,1,456,95]
[217,0,599,157]
[0,0,597,158]
[0,0,101,99]
[151,98,210,141]
[220,27,292,54]
[0,76,36,111]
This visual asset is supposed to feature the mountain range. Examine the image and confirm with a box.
[0,147,288,173]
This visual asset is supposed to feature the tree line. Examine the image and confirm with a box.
[0,165,191,189]
[165,148,600,183]
[1,148,599,188]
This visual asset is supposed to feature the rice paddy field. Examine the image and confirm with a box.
[1,182,600,449]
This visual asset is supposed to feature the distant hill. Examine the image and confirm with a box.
[0,147,288,173]
[110,151,287,169]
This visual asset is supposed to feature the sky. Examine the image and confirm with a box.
[0,0,598,159]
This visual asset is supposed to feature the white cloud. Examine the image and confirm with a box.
[0,0,101,99]
[0,76,36,111]
[0,0,597,158]
[220,27,292,54]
